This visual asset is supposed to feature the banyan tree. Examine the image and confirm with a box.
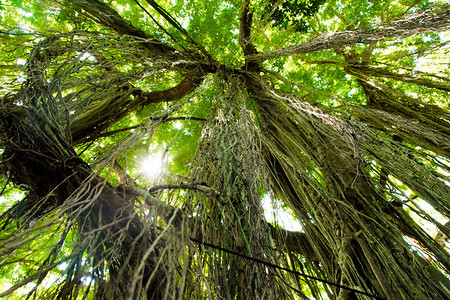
[0,0,449,299]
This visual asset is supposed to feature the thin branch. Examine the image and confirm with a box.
[147,183,219,198]
[164,116,207,122]
[142,0,212,60]
[0,30,37,36]
[133,0,185,52]
[85,117,207,141]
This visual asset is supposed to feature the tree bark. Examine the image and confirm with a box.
[245,75,450,299]
[248,5,450,62]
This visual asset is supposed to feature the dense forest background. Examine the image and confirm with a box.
[0,0,449,299]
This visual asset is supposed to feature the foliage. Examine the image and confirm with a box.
[263,0,326,32]
[0,0,449,299]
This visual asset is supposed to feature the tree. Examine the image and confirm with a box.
[0,0,449,299]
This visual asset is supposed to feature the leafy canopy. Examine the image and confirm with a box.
[0,0,449,299]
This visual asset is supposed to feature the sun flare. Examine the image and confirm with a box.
[140,153,164,178]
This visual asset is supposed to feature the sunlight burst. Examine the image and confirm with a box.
[140,153,164,178]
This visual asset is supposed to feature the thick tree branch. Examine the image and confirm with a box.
[70,0,177,55]
[239,0,257,56]
[248,5,450,62]
[349,65,450,92]
[112,160,133,185]
[239,0,259,71]
[70,72,204,144]
[59,1,211,145]
[255,25,344,66]
[133,73,204,104]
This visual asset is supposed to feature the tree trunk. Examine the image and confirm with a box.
[245,75,450,299]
